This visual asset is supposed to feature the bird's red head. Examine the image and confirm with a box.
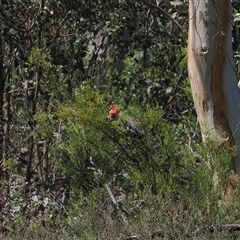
[108,103,120,119]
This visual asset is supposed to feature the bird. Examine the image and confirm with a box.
[108,103,143,137]
[108,102,120,120]
[126,117,143,137]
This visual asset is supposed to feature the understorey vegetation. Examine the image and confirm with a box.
[1,0,240,239]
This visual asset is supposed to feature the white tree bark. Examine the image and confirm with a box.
[188,0,240,172]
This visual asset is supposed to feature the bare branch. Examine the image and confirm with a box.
[137,0,184,31]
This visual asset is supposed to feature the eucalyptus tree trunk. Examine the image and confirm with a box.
[0,37,5,164]
[188,0,240,172]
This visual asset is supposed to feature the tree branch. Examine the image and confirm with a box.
[137,0,184,31]
[192,224,240,236]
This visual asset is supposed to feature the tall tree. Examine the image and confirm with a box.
[0,36,4,164]
[188,0,240,172]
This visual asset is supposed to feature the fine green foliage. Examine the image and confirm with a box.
[56,87,191,196]
[45,87,240,239]
[1,0,240,239]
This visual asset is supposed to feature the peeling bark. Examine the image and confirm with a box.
[188,0,240,172]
